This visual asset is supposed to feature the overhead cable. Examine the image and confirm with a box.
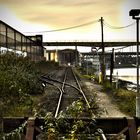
[103,20,135,29]
[24,19,99,33]
[22,18,136,34]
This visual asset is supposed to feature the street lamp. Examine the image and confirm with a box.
[129,9,140,117]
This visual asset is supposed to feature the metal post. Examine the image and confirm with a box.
[96,50,100,76]
[75,46,78,66]
[86,55,88,75]
[116,71,118,89]
[25,117,36,140]
[100,17,105,83]
[136,18,140,117]
[110,48,114,84]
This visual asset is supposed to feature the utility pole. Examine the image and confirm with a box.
[136,18,140,117]
[100,17,105,83]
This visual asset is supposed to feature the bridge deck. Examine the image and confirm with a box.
[43,41,139,47]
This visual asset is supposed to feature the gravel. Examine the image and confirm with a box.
[84,81,129,117]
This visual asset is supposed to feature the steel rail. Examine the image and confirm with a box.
[71,68,103,136]
[41,67,96,118]
[41,75,81,92]
[62,67,68,93]
[54,88,63,118]
[71,68,91,109]
[42,69,91,110]
[39,77,63,118]
[54,68,68,118]
[41,70,105,139]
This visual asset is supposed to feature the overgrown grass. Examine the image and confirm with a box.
[77,66,136,116]
[101,80,136,116]
[40,100,99,140]
[113,89,136,116]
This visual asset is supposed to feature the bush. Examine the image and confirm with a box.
[0,52,43,116]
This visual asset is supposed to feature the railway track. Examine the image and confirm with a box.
[40,66,95,118]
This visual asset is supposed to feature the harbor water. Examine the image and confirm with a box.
[106,68,140,84]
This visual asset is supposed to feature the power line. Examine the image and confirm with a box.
[103,20,135,29]
[24,19,99,33]
[1,17,135,34]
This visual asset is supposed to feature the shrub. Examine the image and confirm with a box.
[0,52,43,116]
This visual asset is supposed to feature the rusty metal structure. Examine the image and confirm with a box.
[1,117,140,140]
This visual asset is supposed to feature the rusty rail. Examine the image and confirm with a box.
[71,67,91,109]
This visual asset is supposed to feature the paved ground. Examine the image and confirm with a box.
[84,81,129,117]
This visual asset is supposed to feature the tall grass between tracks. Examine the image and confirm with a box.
[38,100,101,140]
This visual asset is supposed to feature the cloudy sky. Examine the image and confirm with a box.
[0,0,140,42]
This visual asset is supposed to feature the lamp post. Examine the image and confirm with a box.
[129,9,140,117]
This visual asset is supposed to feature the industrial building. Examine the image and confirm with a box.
[0,20,80,64]
[44,49,79,66]
[0,20,44,61]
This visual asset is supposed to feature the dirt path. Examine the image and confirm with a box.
[84,81,129,117]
